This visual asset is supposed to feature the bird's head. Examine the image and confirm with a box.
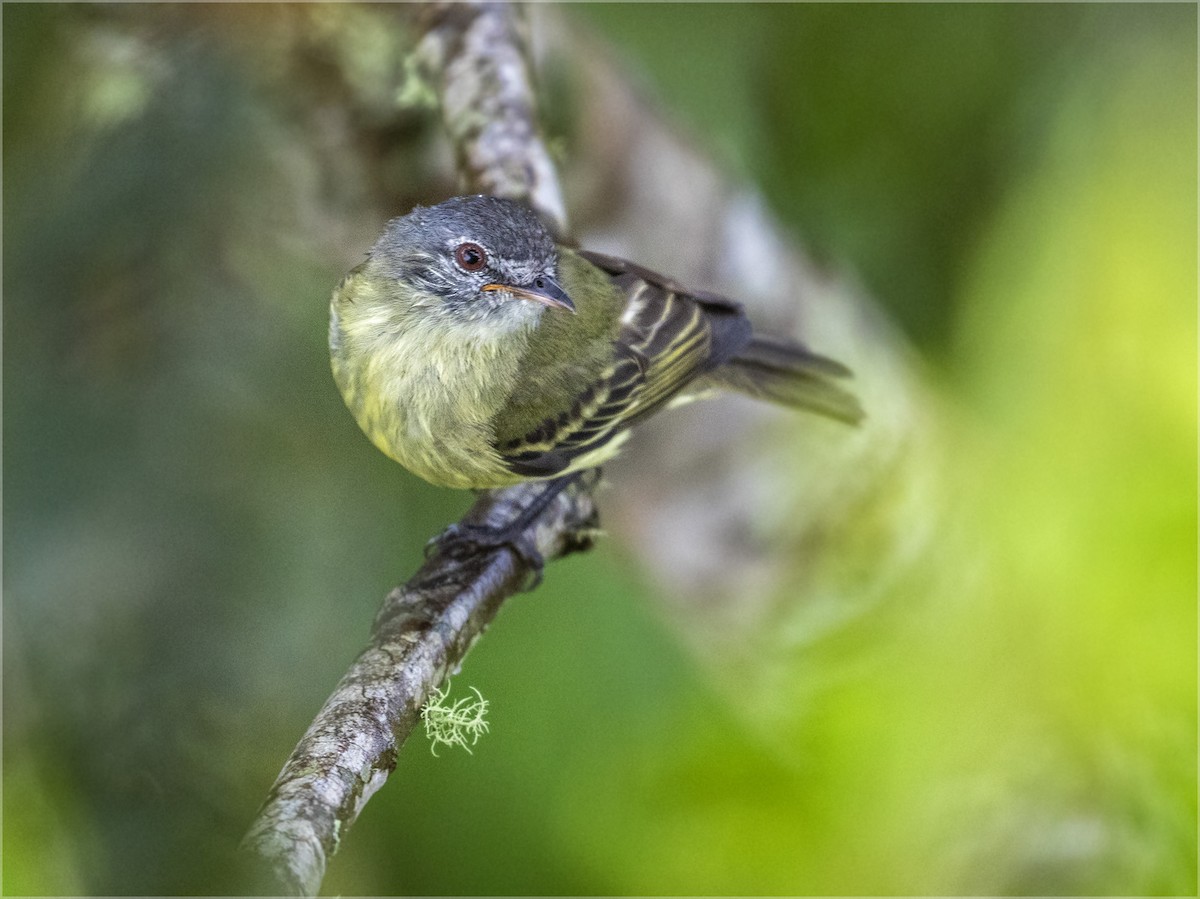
[350,195,575,334]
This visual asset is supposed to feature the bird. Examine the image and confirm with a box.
[330,194,861,489]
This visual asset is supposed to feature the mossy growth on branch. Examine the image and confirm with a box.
[420,684,490,756]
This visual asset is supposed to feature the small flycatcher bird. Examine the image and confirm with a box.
[330,195,861,494]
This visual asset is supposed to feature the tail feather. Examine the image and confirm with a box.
[715,335,865,425]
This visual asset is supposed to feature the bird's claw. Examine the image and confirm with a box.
[426,522,546,590]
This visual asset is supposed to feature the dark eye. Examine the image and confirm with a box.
[454,242,487,272]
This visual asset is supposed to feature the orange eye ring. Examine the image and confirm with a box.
[454,242,487,272]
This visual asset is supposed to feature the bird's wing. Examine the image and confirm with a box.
[495,251,752,478]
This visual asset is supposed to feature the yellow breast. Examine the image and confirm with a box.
[330,278,531,488]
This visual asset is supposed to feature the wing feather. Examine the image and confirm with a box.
[495,253,752,477]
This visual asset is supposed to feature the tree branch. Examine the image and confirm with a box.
[416,0,567,232]
[243,478,598,896]
[242,3,587,894]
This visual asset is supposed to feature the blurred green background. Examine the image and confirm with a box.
[4,3,1195,895]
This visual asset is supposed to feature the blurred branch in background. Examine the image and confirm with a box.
[3,2,1194,896]
[543,7,931,688]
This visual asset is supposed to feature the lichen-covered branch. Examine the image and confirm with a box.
[242,3,587,894]
[243,477,599,896]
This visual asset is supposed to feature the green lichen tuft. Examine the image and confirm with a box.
[420,684,490,757]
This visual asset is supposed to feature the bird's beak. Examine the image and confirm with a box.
[482,276,576,313]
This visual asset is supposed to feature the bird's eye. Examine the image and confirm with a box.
[454,242,487,272]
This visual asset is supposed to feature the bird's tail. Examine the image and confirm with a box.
[713,334,864,425]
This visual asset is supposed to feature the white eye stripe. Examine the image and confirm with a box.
[447,237,494,253]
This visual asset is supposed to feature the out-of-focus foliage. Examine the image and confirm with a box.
[4,4,1195,896]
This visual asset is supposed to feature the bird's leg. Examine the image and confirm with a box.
[426,472,592,588]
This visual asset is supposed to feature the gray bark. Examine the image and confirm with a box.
[242,4,594,894]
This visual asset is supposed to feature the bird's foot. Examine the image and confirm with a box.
[426,521,547,589]
[423,472,598,591]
